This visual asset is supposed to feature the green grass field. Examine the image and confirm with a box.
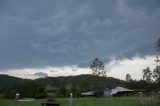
[0,97,159,106]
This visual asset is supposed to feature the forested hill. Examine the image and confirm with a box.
[35,74,125,90]
[0,74,30,91]
[0,74,125,91]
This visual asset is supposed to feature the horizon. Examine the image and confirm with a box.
[0,55,157,80]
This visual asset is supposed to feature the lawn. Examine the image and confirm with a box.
[0,97,159,106]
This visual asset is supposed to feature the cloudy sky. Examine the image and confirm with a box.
[0,0,160,80]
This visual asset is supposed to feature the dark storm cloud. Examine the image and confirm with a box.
[0,0,159,70]
[123,0,160,15]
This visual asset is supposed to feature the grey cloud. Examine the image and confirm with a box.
[0,0,159,70]
[123,0,160,15]
[33,72,48,78]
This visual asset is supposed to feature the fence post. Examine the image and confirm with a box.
[158,91,160,103]
[110,94,114,106]
[69,93,73,106]
[15,93,20,106]
[139,92,144,105]
[151,91,155,102]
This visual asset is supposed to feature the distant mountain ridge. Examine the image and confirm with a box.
[0,74,125,92]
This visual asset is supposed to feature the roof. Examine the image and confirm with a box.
[81,91,95,96]
[105,88,111,91]
[111,87,133,95]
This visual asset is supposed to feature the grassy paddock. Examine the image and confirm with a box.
[0,97,159,106]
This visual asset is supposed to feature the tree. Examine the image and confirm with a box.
[65,83,72,96]
[143,67,152,83]
[153,38,160,84]
[90,58,106,76]
[155,38,160,53]
[72,84,81,97]
[126,74,132,82]
[153,66,160,84]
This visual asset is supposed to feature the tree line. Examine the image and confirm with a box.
[125,38,160,91]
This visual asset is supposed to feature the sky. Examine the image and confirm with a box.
[0,0,160,80]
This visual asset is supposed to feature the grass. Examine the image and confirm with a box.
[0,97,159,106]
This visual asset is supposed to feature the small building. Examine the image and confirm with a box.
[104,88,111,97]
[111,87,133,96]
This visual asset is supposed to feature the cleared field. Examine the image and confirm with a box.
[0,97,159,106]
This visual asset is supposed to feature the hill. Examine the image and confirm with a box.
[35,74,125,91]
[0,74,125,93]
[0,74,30,92]
[0,74,126,98]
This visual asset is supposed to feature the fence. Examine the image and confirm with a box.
[67,92,160,106]
[138,92,160,106]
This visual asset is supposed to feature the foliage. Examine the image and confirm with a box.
[90,58,106,76]
[126,74,132,82]
[152,38,160,89]
[55,75,124,97]
[153,66,160,84]
[125,79,159,91]
[143,67,152,83]
[45,84,58,93]
[0,74,30,93]
[3,81,47,99]
[126,80,146,89]
[155,38,160,53]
